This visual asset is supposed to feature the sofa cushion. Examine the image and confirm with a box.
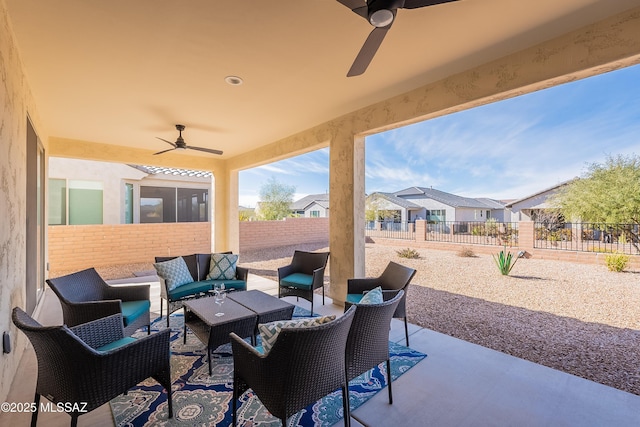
[359,286,384,305]
[258,315,336,354]
[345,293,364,305]
[207,253,238,280]
[121,300,151,326]
[154,256,193,291]
[280,273,313,290]
[167,281,213,300]
[199,279,247,291]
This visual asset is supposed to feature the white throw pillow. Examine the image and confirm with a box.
[359,286,384,304]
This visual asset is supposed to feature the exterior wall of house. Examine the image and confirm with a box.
[507,189,560,221]
[49,158,148,224]
[303,202,329,218]
[403,197,454,222]
[48,158,212,225]
[0,2,49,402]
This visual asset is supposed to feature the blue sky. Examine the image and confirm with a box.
[238,65,640,207]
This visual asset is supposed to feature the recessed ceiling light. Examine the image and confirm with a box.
[225,76,243,86]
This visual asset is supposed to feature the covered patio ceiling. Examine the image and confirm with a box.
[7,0,640,161]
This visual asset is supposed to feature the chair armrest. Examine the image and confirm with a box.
[311,266,326,290]
[105,283,150,302]
[230,332,267,382]
[347,277,380,294]
[236,266,249,282]
[70,314,125,349]
[62,299,123,327]
[277,264,296,281]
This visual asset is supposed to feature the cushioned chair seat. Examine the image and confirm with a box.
[168,281,214,300]
[280,273,313,290]
[200,279,247,291]
[121,300,151,327]
[97,336,137,352]
[345,293,364,305]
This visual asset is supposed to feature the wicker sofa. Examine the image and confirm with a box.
[154,253,248,326]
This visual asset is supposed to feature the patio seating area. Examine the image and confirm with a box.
[5,272,640,426]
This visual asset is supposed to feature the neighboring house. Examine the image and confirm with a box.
[48,157,212,225]
[290,193,330,218]
[370,186,507,223]
[366,192,423,223]
[504,179,574,221]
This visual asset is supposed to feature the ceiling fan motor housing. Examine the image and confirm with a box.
[368,0,402,26]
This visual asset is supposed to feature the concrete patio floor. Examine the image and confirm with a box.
[4,274,639,426]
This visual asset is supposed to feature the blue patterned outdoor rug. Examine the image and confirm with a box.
[111,307,426,426]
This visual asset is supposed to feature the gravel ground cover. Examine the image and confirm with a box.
[53,242,640,395]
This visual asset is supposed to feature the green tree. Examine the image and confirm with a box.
[552,154,640,246]
[258,177,296,220]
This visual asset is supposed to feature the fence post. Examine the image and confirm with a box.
[415,220,426,242]
[518,221,535,253]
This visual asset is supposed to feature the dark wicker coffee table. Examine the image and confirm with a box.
[183,297,256,375]
[227,290,295,334]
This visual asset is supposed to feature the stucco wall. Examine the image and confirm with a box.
[239,217,329,251]
[48,223,212,272]
[0,0,48,402]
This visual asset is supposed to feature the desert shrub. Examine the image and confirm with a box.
[605,253,630,272]
[471,225,485,236]
[396,248,420,259]
[457,247,476,257]
[493,247,518,275]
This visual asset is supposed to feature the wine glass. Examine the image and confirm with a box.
[214,286,226,317]
[213,283,225,294]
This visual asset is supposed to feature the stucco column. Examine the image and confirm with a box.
[329,133,365,305]
[212,165,240,253]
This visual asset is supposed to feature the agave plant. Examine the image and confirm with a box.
[493,246,519,275]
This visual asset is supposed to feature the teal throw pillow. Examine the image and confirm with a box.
[154,256,193,291]
[207,253,239,280]
[359,286,384,304]
[258,315,336,354]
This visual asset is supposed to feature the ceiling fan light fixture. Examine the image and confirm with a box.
[369,9,394,27]
[225,75,243,86]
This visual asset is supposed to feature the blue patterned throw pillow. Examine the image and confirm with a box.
[153,256,193,291]
[207,253,239,280]
[258,315,336,354]
[359,286,383,304]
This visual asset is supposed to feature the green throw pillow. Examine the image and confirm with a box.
[359,286,383,304]
[154,256,193,291]
[207,253,239,280]
[258,315,336,354]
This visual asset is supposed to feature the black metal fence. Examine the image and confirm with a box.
[365,220,519,246]
[534,222,640,255]
[365,220,415,240]
[423,221,519,246]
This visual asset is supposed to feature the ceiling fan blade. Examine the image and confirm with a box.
[187,146,223,155]
[347,26,390,77]
[402,0,459,9]
[156,137,177,148]
[336,0,368,19]
[153,148,176,155]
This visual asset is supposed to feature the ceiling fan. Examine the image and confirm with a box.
[337,0,460,77]
[154,124,223,156]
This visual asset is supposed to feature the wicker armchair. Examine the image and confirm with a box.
[11,307,173,427]
[346,290,404,404]
[230,306,356,426]
[277,250,330,315]
[345,261,416,346]
[46,267,150,336]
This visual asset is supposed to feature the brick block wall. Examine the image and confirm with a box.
[48,223,211,272]
[239,217,329,251]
